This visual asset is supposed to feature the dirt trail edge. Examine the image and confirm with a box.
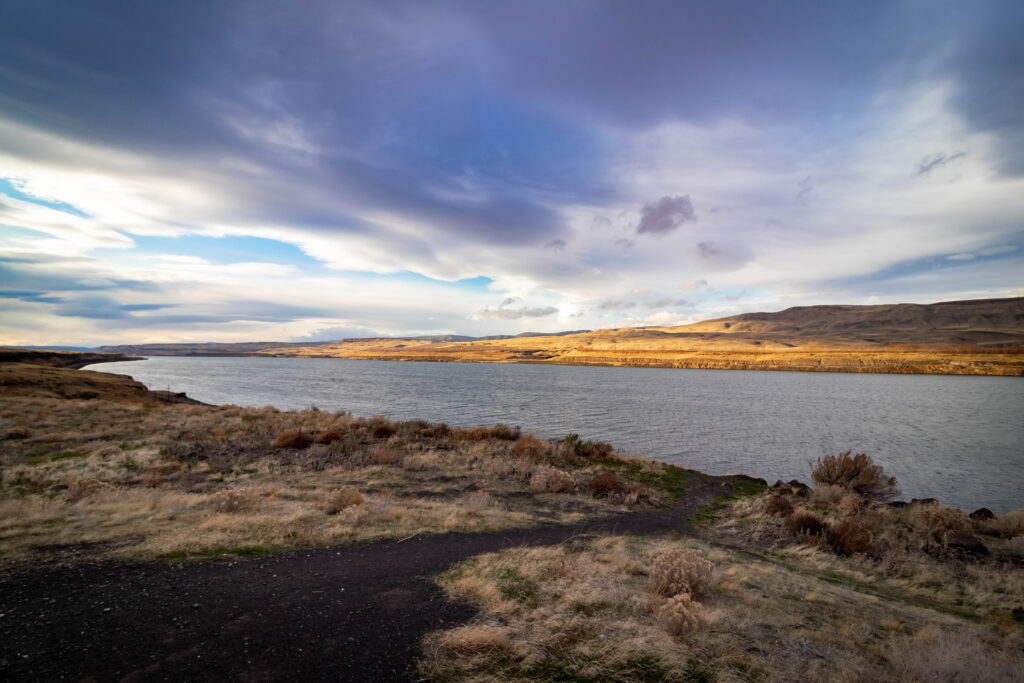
[0,476,740,682]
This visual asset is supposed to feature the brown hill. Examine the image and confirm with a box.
[258,297,1024,375]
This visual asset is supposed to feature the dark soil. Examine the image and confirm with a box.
[0,475,746,682]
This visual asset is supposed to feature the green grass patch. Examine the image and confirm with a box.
[496,566,539,606]
[27,450,87,465]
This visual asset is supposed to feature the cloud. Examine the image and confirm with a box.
[544,239,567,251]
[643,297,692,309]
[290,324,382,342]
[698,241,721,258]
[473,305,559,320]
[916,151,966,176]
[499,296,520,306]
[598,299,636,310]
[636,195,697,236]
[614,238,635,249]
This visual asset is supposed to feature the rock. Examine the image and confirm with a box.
[787,480,812,498]
[909,498,938,507]
[886,500,907,508]
[969,507,995,521]
[946,533,989,556]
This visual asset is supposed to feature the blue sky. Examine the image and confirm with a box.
[0,0,1022,345]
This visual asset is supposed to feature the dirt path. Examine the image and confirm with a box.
[0,477,736,682]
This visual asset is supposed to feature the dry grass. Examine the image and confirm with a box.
[0,371,680,564]
[422,532,1024,681]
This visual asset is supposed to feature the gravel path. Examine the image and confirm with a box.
[0,475,742,681]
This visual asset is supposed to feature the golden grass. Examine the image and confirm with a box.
[421,530,1024,681]
[0,381,668,564]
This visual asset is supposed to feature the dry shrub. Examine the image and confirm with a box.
[656,593,704,637]
[418,428,434,438]
[210,490,254,513]
[811,451,898,502]
[764,494,795,517]
[784,510,829,538]
[274,430,313,449]
[324,486,364,515]
[3,426,31,439]
[885,627,1024,682]
[974,510,1024,539]
[838,493,864,515]
[370,423,396,440]
[370,445,400,465]
[452,426,491,442]
[650,547,714,597]
[830,518,874,555]
[316,428,346,444]
[402,452,439,471]
[511,433,547,461]
[590,471,626,497]
[914,506,972,534]
[529,466,575,493]
[487,424,520,441]
[813,484,846,506]
[65,477,112,503]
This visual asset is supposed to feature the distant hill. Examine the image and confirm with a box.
[90,297,1024,375]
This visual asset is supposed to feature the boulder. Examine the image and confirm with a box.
[886,500,908,509]
[787,480,812,498]
[909,498,938,507]
[969,507,995,521]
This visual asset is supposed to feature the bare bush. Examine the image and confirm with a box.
[838,493,864,515]
[830,518,875,555]
[274,430,313,449]
[590,471,626,497]
[529,466,575,493]
[324,486,364,515]
[784,510,829,538]
[764,494,795,517]
[656,593,704,637]
[650,547,714,597]
[370,423,396,440]
[315,428,346,444]
[811,451,898,502]
[512,433,547,461]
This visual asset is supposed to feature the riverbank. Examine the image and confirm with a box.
[0,357,1020,680]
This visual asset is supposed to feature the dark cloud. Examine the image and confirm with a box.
[544,239,567,251]
[796,177,814,204]
[915,152,966,176]
[636,196,696,236]
[475,305,558,320]
[499,297,520,307]
[598,299,637,311]
[698,241,722,259]
[643,298,692,309]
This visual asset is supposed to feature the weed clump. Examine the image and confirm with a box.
[656,592,704,637]
[274,430,313,449]
[324,486,364,515]
[764,494,795,517]
[829,518,875,555]
[315,428,347,444]
[370,423,396,440]
[589,471,626,497]
[784,509,829,538]
[650,547,714,598]
[811,451,898,502]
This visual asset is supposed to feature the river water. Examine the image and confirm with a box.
[87,357,1024,512]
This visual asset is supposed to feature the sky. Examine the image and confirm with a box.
[1,0,1022,346]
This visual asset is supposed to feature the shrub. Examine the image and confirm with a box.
[590,471,626,497]
[452,426,491,442]
[3,426,31,440]
[512,434,547,461]
[656,593,704,637]
[530,466,575,493]
[650,548,715,598]
[488,424,521,441]
[370,423,396,440]
[316,428,347,444]
[838,493,864,515]
[830,518,874,555]
[784,510,829,538]
[324,486,364,514]
[764,494,795,517]
[563,433,615,459]
[274,430,313,449]
[811,451,898,502]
